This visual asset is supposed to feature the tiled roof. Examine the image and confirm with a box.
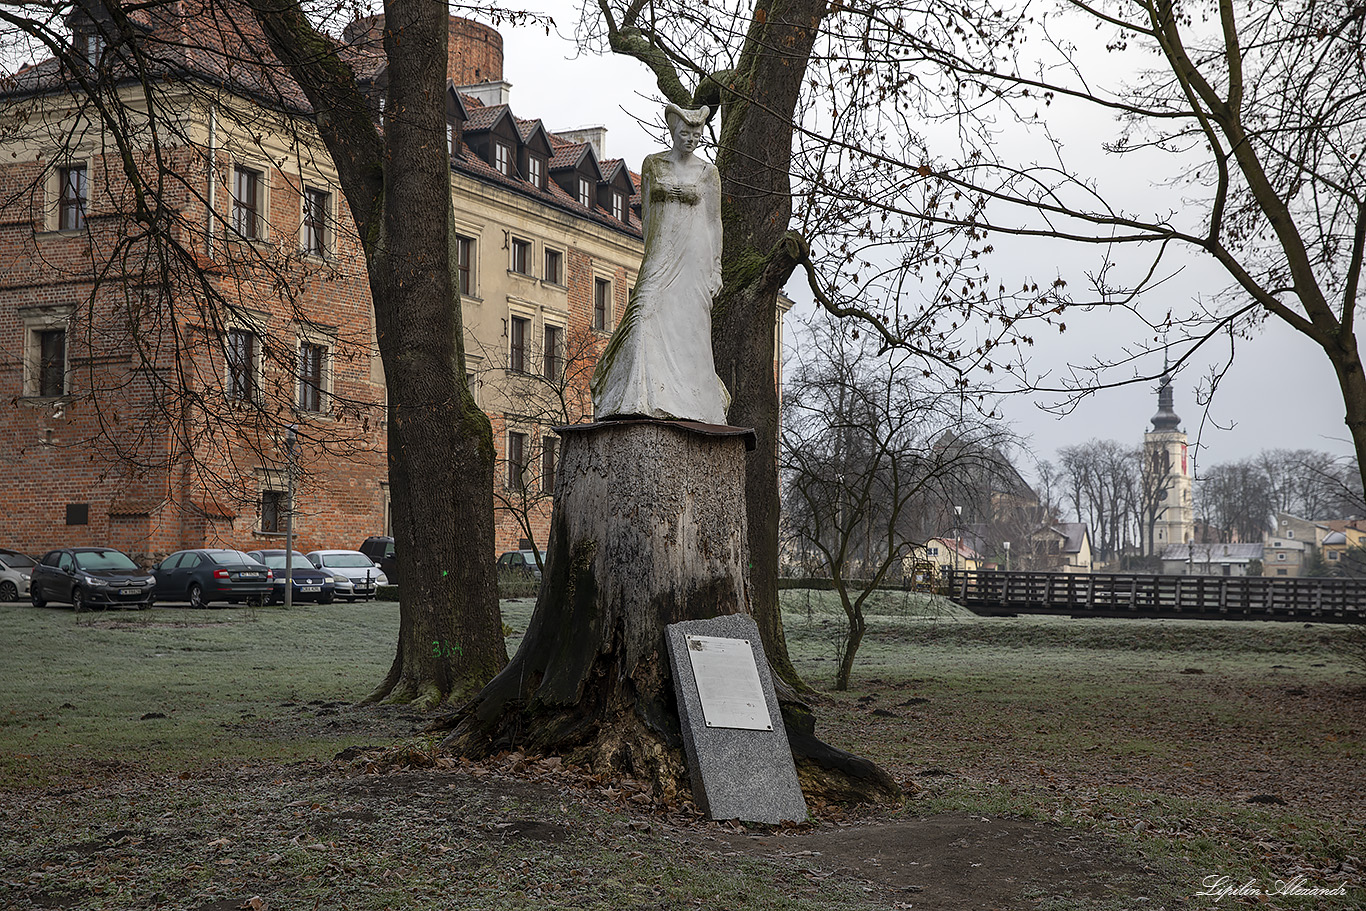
[463,103,508,132]
[1159,542,1264,561]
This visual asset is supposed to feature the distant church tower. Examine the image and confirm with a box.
[1143,374,1194,554]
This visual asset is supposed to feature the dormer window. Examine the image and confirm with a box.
[447,122,454,155]
[527,155,544,189]
[578,178,592,208]
[611,191,625,221]
[494,141,513,177]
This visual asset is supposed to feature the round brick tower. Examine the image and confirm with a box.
[343,15,503,86]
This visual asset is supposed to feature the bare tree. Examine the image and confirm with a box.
[1058,440,1139,563]
[474,322,601,568]
[781,316,1010,689]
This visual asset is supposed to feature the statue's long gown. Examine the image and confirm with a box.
[590,152,731,424]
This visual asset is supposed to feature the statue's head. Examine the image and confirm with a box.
[665,103,709,153]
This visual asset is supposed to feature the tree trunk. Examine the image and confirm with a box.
[252,0,507,707]
[705,0,829,695]
[438,419,902,807]
[438,420,750,795]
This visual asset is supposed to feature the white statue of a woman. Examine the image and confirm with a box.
[589,103,731,424]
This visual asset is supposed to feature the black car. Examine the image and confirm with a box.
[152,549,273,608]
[359,536,397,583]
[30,547,156,611]
[246,550,335,604]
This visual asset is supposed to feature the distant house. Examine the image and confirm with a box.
[1028,523,1093,573]
[1263,513,1329,577]
[905,537,981,578]
[1160,542,1264,576]
[1319,519,1366,571]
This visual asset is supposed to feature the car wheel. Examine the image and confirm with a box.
[188,583,207,609]
[30,585,46,609]
[0,580,17,602]
[318,592,334,605]
[71,587,87,613]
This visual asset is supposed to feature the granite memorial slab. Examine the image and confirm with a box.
[666,613,808,824]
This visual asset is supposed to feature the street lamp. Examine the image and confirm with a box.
[954,505,963,578]
[1003,540,1011,572]
[284,424,297,609]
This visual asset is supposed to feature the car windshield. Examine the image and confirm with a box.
[322,554,375,568]
[259,554,310,569]
[0,554,35,569]
[208,550,256,565]
[74,550,138,571]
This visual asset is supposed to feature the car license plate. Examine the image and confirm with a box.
[301,586,320,593]
[120,588,140,595]
[241,573,262,579]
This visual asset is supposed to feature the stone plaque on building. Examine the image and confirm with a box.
[666,614,807,824]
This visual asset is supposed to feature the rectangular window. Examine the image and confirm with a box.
[83,32,104,64]
[226,328,257,401]
[494,142,513,176]
[507,432,527,491]
[510,316,529,373]
[37,328,66,397]
[297,341,326,412]
[544,248,562,285]
[261,489,286,534]
[447,122,455,155]
[1329,551,1340,560]
[541,437,557,494]
[510,237,531,275]
[527,155,543,189]
[593,278,610,330]
[232,166,262,240]
[58,164,87,231]
[578,178,592,208]
[543,324,563,380]
[611,191,625,221]
[456,235,474,295]
[302,188,329,257]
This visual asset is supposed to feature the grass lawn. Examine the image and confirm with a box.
[1,592,1361,910]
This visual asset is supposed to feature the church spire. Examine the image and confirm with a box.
[1150,371,1181,432]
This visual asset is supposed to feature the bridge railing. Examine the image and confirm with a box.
[944,569,1366,623]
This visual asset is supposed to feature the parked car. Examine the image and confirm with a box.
[0,549,35,602]
[306,550,387,601]
[152,549,273,608]
[358,536,397,582]
[30,547,156,611]
[245,550,336,604]
[497,549,547,581]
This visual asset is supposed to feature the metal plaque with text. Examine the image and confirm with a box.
[685,635,772,731]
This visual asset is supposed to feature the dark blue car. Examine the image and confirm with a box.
[246,550,335,604]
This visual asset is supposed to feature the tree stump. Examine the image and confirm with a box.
[439,419,900,806]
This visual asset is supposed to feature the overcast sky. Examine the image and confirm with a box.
[494,2,1356,475]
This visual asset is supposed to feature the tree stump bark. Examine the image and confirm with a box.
[438,419,900,806]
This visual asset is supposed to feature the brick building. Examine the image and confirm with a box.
[0,4,643,561]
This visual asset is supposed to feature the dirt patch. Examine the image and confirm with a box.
[718,814,1149,910]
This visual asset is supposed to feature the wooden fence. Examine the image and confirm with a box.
[945,570,1365,623]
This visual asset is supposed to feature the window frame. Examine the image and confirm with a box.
[509,315,530,373]
[295,337,330,414]
[611,190,625,221]
[506,431,528,491]
[527,154,544,189]
[543,323,563,381]
[231,164,266,241]
[225,326,260,403]
[260,488,287,535]
[455,234,475,296]
[20,305,73,399]
[510,236,531,275]
[57,163,88,231]
[301,186,331,258]
[578,177,592,208]
[593,277,611,331]
[543,248,563,286]
[494,141,514,177]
